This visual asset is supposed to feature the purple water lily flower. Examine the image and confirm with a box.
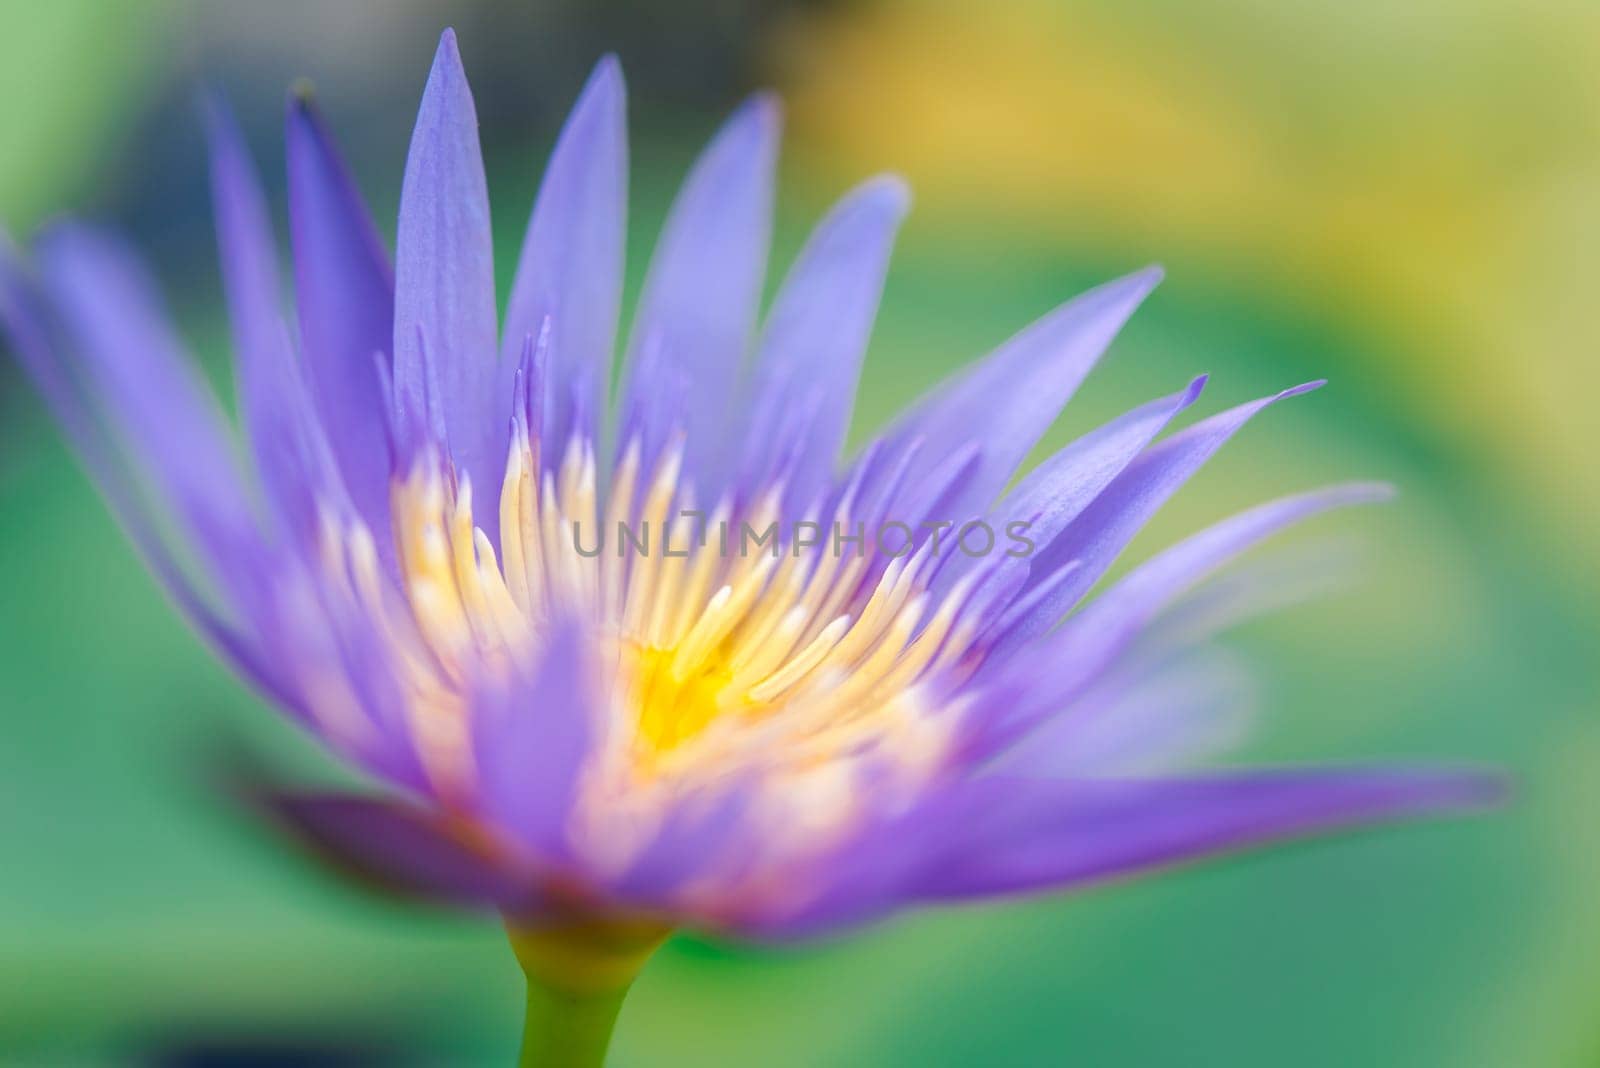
[1,28,1497,1064]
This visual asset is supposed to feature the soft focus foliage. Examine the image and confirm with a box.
[0,1,1594,1064]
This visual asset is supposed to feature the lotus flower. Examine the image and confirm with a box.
[0,28,1499,1066]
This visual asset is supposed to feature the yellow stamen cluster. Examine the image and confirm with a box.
[317,423,985,861]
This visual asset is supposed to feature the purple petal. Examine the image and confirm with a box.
[283,577,432,792]
[736,764,1501,938]
[8,234,401,775]
[615,783,753,905]
[206,97,348,544]
[876,267,1162,521]
[31,224,268,612]
[1003,650,1256,776]
[912,767,1505,899]
[1141,537,1363,651]
[499,55,626,463]
[256,790,530,908]
[286,89,396,555]
[1004,381,1327,646]
[393,30,498,516]
[999,375,1206,544]
[619,94,779,493]
[469,619,593,858]
[737,175,910,506]
[934,375,1205,601]
[204,97,283,388]
[976,483,1392,756]
[0,238,293,705]
[1063,481,1392,666]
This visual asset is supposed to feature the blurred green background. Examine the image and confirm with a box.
[2,0,1596,1063]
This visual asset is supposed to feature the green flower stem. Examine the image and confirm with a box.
[519,975,631,1068]
[507,917,669,1068]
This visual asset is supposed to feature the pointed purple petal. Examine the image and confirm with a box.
[914,767,1505,899]
[206,98,347,544]
[31,224,267,610]
[877,266,1162,520]
[499,55,626,462]
[1005,382,1326,645]
[999,375,1206,544]
[977,482,1392,755]
[1063,481,1393,663]
[937,375,1208,601]
[742,765,1501,938]
[620,94,779,492]
[0,238,292,705]
[204,97,282,390]
[287,89,396,554]
[393,30,498,512]
[738,175,910,505]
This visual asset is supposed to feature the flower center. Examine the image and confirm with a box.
[312,420,983,847]
[627,641,739,755]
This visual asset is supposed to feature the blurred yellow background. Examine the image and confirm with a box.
[1,1,1596,1064]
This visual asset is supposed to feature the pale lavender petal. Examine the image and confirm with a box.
[0,239,293,705]
[874,267,1162,521]
[998,375,1206,543]
[1003,650,1256,777]
[204,97,283,389]
[206,98,348,544]
[1058,482,1393,668]
[616,784,752,903]
[976,483,1392,755]
[931,374,1204,601]
[499,56,626,462]
[733,851,913,938]
[912,768,1505,899]
[874,443,982,569]
[470,619,592,859]
[644,764,1502,939]
[286,579,431,791]
[32,224,268,612]
[1140,536,1363,651]
[620,94,779,492]
[393,30,498,515]
[1004,382,1326,646]
[738,175,910,505]
[885,440,981,545]
[286,90,396,553]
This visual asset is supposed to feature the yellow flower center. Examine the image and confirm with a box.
[308,424,981,865]
[628,641,738,755]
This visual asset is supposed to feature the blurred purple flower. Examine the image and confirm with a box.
[0,30,1497,941]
